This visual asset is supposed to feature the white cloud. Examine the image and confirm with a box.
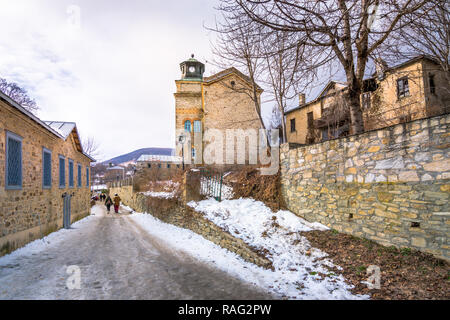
[0,0,219,161]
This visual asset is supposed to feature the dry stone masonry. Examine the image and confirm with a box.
[281,114,450,261]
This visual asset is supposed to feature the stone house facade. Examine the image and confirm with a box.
[286,55,450,145]
[104,164,125,183]
[0,91,94,255]
[174,55,263,168]
[134,155,183,186]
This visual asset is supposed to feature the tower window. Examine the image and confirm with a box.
[184,120,191,132]
[194,120,201,133]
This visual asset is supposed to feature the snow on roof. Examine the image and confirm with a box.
[107,166,125,170]
[137,155,182,163]
[43,121,76,139]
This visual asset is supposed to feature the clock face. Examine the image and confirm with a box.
[189,66,196,73]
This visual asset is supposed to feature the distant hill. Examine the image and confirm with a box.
[101,148,174,166]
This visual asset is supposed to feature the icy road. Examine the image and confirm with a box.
[0,205,273,300]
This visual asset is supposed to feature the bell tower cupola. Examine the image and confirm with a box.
[180,54,205,81]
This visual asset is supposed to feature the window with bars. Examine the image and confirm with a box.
[78,164,82,187]
[69,160,74,188]
[193,120,201,133]
[59,156,66,188]
[5,131,23,190]
[43,148,52,189]
[397,77,410,98]
[86,167,90,187]
[184,120,191,132]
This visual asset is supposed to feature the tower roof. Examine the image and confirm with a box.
[179,54,205,81]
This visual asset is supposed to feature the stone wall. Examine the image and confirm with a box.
[109,180,272,269]
[281,113,450,261]
[0,98,92,256]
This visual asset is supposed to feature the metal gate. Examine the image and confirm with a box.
[200,169,223,201]
[62,192,72,229]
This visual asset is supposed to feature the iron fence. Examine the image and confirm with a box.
[200,169,223,201]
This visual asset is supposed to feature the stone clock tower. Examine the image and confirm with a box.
[174,54,263,167]
[174,55,205,163]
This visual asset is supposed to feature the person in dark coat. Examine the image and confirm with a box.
[105,195,113,214]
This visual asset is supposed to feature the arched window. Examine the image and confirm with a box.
[184,120,191,132]
[192,148,196,159]
[193,120,201,133]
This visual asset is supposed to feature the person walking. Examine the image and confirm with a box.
[113,193,121,214]
[105,195,113,214]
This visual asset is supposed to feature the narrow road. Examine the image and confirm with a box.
[0,204,273,299]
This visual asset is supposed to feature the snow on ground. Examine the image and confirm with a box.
[221,184,234,200]
[187,198,369,300]
[200,177,234,200]
[139,191,175,199]
[0,208,98,266]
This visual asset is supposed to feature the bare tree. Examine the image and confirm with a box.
[387,0,450,91]
[82,136,101,159]
[208,12,268,135]
[225,0,429,134]
[0,78,39,114]
[261,30,308,143]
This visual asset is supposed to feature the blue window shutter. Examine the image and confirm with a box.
[69,160,74,187]
[6,133,22,189]
[59,157,65,187]
[86,167,89,186]
[78,164,82,187]
[43,149,52,188]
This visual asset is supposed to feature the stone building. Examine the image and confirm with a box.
[104,164,125,183]
[174,55,263,168]
[286,55,450,144]
[0,91,94,255]
[135,155,183,182]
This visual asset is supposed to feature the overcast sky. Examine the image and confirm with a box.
[0,0,230,161]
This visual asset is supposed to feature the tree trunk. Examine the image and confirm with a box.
[347,87,365,135]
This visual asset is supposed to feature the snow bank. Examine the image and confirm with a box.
[139,191,176,199]
[186,198,368,300]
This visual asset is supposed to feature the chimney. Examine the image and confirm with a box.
[299,93,306,105]
[375,58,388,80]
